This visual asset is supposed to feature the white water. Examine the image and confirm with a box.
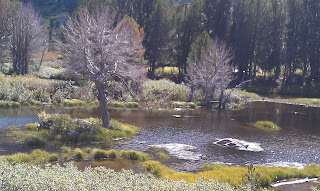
[150,143,202,161]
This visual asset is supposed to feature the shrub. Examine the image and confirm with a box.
[142,79,190,103]
[73,148,85,161]
[32,89,51,102]
[121,150,148,161]
[0,100,21,108]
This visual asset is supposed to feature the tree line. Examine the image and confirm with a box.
[79,0,320,85]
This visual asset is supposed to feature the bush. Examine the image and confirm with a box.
[143,161,166,177]
[32,89,51,103]
[0,100,21,108]
[142,79,190,104]
[121,150,148,161]
[0,153,32,164]
[73,148,85,161]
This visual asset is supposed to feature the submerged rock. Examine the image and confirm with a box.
[150,143,202,161]
[214,138,264,152]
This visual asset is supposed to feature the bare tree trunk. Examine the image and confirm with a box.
[96,81,110,129]
[188,85,194,102]
[38,45,46,72]
[218,88,224,110]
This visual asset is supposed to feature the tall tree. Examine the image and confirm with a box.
[58,7,145,128]
[144,0,173,79]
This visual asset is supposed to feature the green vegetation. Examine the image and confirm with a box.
[255,121,281,131]
[8,112,138,148]
[61,99,86,107]
[0,150,59,165]
[142,79,190,105]
[93,149,119,160]
[0,161,240,191]
[0,100,21,108]
[143,161,320,187]
[121,150,148,161]
[170,101,197,109]
[158,151,170,160]
[107,101,140,109]
[281,98,320,106]
[73,148,85,161]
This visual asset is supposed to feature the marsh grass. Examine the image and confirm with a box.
[143,161,320,187]
[73,148,85,161]
[284,98,320,106]
[107,101,140,109]
[61,99,86,107]
[0,149,59,165]
[121,150,148,161]
[93,149,119,161]
[254,121,281,131]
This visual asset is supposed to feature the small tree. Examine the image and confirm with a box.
[57,7,145,128]
[9,3,45,75]
[187,38,234,109]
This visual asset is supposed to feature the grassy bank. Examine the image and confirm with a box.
[143,161,320,187]
[8,112,138,148]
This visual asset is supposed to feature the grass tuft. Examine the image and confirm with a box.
[254,121,281,131]
[121,150,148,161]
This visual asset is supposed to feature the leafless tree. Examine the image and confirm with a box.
[0,0,8,71]
[9,3,45,75]
[57,7,145,128]
[187,39,234,109]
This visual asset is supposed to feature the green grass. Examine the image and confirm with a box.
[254,121,281,131]
[73,148,85,161]
[143,161,320,187]
[283,98,320,106]
[26,123,38,131]
[158,151,170,159]
[0,149,59,165]
[93,149,119,161]
[121,150,148,161]
[107,101,140,109]
[170,101,197,109]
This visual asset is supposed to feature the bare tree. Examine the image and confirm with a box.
[57,7,145,128]
[9,3,45,75]
[188,39,234,109]
[0,0,8,71]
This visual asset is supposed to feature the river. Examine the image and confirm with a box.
[0,102,319,190]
